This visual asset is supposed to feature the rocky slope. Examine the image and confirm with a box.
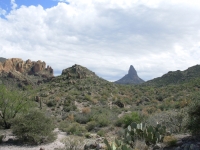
[115,65,145,84]
[0,58,54,88]
[61,64,96,79]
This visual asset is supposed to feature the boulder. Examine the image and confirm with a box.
[84,141,100,150]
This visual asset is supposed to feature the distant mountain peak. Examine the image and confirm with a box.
[128,65,137,77]
[115,65,144,85]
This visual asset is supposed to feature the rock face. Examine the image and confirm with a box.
[115,65,144,84]
[0,58,53,75]
[0,58,54,88]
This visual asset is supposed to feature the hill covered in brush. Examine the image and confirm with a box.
[1,60,200,149]
[145,65,200,86]
[34,63,200,123]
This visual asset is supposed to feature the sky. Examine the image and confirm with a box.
[0,0,200,81]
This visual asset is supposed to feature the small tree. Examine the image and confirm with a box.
[0,85,31,129]
[12,109,55,145]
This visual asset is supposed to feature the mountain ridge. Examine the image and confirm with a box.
[0,57,6,63]
[145,64,200,86]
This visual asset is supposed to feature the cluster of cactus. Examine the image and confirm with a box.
[124,122,166,146]
[104,139,131,150]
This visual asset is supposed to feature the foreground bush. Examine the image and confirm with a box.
[86,121,97,131]
[115,112,141,128]
[59,121,87,135]
[145,110,187,133]
[75,113,91,124]
[186,98,200,135]
[0,85,31,129]
[12,109,55,145]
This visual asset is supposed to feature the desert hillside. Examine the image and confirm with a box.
[1,59,200,150]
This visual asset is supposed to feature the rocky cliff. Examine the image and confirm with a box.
[115,65,144,84]
[0,58,54,88]
[0,58,53,75]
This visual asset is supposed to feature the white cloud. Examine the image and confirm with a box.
[0,7,6,16]
[11,0,17,10]
[0,0,200,81]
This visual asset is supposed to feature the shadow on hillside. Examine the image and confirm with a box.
[162,134,200,150]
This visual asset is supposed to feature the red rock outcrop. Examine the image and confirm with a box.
[0,58,53,76]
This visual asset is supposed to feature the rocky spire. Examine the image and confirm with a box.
[115,65,145,85]
[128,65,137,77]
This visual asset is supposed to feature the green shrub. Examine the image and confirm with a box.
[96,114,110,127]
[115,112,141,128]
[0,85,32,129]
[62,136,84,150]
[59,120,70,132]
[97,129,105,137]
[85,95,92,101]
[75,113,91,124]
[186,99,200,135]
[88,107,116,127]
[86,121,97,131]
[63,105,77,112]
[12,109,55,145]
[63,106,71,112]
[68,123,87,135]
[115,118,124,127]
[85,133,91,138]
[63,99,71,106]
[47,100,57,107]
[59,121,86,135]
[145,110,187,133]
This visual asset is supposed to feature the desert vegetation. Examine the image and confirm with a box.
[1,64,200,149]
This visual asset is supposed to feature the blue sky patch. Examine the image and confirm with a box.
[0,0,69,15]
